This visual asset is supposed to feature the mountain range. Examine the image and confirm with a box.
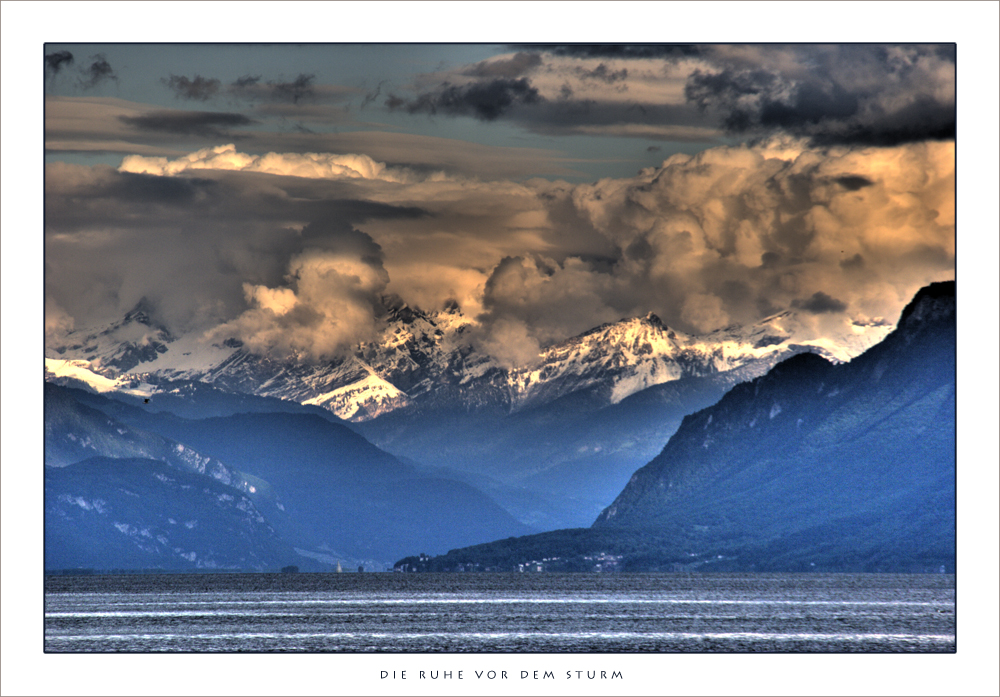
[47,298,890,421]
[45,382,530,571]
[394,281,956,573]
[46,299,890,529]
[44,284,935,572]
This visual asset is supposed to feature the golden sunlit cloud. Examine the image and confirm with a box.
[46,136,953,366]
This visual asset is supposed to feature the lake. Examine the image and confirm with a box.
[45,572,955,653]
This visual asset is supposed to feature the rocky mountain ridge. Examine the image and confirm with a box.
[46,299,892,423]
[45,382,532,572]
[402,281,956,572]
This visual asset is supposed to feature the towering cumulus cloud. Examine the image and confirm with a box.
[209,222,390,361]
[41,43,956,368]
[46,137,953,365]
[474,138,954,353]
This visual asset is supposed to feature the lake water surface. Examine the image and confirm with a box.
[45,572,955,653]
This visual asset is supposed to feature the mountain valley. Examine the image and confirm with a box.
[43,284,944,572]
[395,282,956,573]
[46,298,892,530]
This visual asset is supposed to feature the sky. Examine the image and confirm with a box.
[42,41,960,365]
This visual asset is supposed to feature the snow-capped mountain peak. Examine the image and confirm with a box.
[45,357,155,397]
[46,299,177,377]
[45,298,895,423]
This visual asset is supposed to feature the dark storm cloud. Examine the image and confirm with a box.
[154,73,322,105]
[835,176,873,191]
[807,97,956,147]
[297,219,386,261]
[108,171,217,203]
[118,111,255,137]
[268,74,316,104]
[163,74,222,101]
[531,45,702,60]
[280,195,429,225]
[840,253,865,270]
[210,216,394,361]
[685,68,783,129]
[387,77,542,121]
[360,80,386,109]
[231,73,317,104]
[390,80,708,140]
[791,291,848,314]
[683,45,955,146]
[45,50,74,74]
[757,81,860,128]
[44,162,430,339]
[79,54,118,89]
[577,63,628,83]
[384,45,949,145]
[464,52,543,78]
[232,75,262,89]
[44,166,222,231]
[512,100,711,141]
[46,165,426,234]
[385,50,716,141]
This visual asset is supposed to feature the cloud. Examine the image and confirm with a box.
[163,74,222,101]
[157,72,354,110]
[360,80,386,109]
[230,73,319,104]
[45,95,584,178]
[45,96,192,156]
[119,143,425,183]
[45,50,74,75]
[680,293,731,333]
[44,160,427,341]
[118,111,255,138]
[208,223,390,361]
[561,137,954,336]
[834,175,873,191]
[232,74,261,90]
[379,45,953,148]
[45,138,954,368]
[683,45,955,147]
[466,138,953,356]
[104,170,216,203]
[267,74,316,104]
[792,291,849,314]
[383,49,715,141]
[475,255,621,352]
[388,77,543,121]
[464,52,542,78]
[469,317,541,370]
[576,63,628,83]
[534,45,702,60]
[79,54,118,89]
[45,298,75,345]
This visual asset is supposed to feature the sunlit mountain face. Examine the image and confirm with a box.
[41,41,955,568]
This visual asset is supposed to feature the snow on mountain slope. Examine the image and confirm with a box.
[45,358,154,397]
[301,368,409,420]
[503,309,891,411]
[46,299,238,378]
[701,310,893,364]
[508,314,688,410]
[45,299,894,423]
